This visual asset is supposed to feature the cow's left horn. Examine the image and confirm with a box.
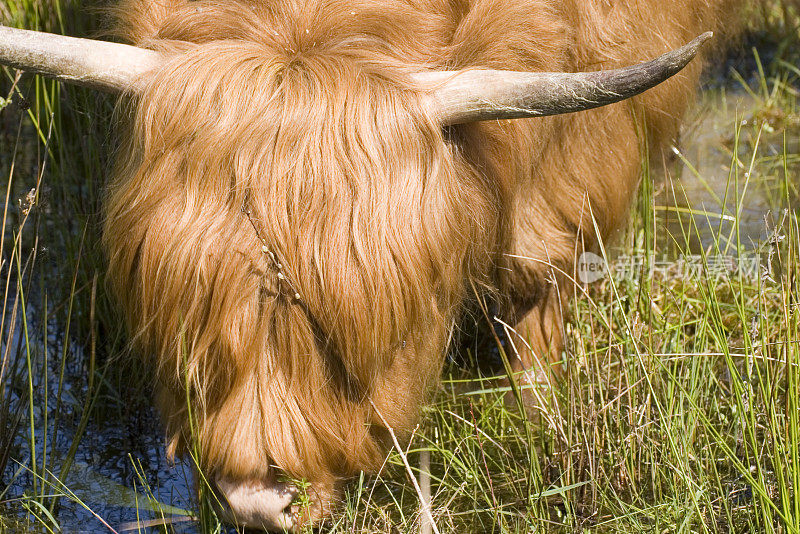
[0,25,161,92]
[417,32,713,125]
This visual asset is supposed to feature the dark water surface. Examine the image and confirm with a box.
[656,88,800,254]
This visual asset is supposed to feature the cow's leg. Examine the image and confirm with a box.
[506,288,566,384]
[487,282,568,418]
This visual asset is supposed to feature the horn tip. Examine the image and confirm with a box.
[697,31,714,45]
[683,32,714,56]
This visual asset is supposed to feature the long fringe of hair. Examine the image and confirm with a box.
[104,0,505,485]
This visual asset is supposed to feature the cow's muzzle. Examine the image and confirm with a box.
[211,475,330,532]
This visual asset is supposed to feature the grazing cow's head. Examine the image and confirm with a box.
[0,12,709,530]
[104,35,498,529]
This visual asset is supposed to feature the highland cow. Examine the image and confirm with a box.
[0,0,745,530]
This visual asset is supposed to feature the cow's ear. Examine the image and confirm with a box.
[416,32,713,125]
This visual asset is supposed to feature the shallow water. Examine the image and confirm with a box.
[655,87,800,255]
[1,323,199,532]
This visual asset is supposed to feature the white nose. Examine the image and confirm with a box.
[214,477,299,532]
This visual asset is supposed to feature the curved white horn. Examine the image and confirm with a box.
[0,25,162,92]
[416,32,713,125]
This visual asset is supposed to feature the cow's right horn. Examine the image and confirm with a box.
[417,32,713,125]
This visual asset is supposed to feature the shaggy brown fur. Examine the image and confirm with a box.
[103,0,743,523]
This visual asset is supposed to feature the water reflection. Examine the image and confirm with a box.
[656,89,800,255]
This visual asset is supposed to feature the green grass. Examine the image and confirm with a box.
[0,1,141,532]
[1,2,800,533]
